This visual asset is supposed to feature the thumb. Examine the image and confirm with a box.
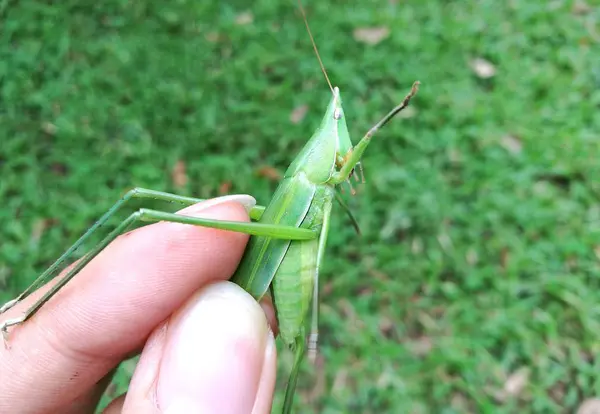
[121,281,277,414]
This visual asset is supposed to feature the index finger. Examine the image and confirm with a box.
[0,195,254,413]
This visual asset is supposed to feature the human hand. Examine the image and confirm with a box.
[0,195,278,414]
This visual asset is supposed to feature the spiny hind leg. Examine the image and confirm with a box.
[0,188,205,315]
[0,188,268,316]
[0,205,314,344]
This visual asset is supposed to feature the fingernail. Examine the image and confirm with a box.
[157,281,270,413]
[188,194,256,214]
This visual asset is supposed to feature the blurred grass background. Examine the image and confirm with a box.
[1,0,600,412]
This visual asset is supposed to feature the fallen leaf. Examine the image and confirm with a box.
[306,354,326,402]
[353,26,390,45]
[500,247,510,270]
[572,0,591,15]
[218,181,232,195]
[50,162,68,176]
[171,160,188,188]
[451,393,470,410]
[31,218,55,244]
[290,104,309,124]
[577,398,600,414]
[503,367,529,397]
[41,122,57,135]
[411,237,423,254]
[397,105,417,119]
[405,337,433,357]
[470,57,496,79]
[378,315,395,338]
[205,32,220,43]
[466,248,478,265]
[0,266,11,287]
[448,148,463,164]
[256,165,282,181]
[322,281,334,296]
[235,11,254,25]
[332,368,348,393]
[500,134,522,154]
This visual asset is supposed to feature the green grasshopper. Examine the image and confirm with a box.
[0,1,419,412]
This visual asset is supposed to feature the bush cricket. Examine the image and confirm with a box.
[0,1,419,412]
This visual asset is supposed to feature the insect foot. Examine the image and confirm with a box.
[0,298,19,314]
[0,316,25,349]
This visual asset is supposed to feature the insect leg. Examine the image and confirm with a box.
[308,196,333,362]
[282,334,306,414]
[334,190,361,235]
[0,188,196,315]
[0,208,316,341]
[1,188,267,316]
[330,81,420,183]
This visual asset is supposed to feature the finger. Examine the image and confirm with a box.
[0,195,255,414]
[122,282,277,414]
[259,295,279,336]
[102,394,126,414]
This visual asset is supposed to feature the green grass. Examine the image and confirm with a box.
[2,0,600,412]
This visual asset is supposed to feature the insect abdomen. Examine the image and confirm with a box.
[272,237,318,347]
[272,185,334,347]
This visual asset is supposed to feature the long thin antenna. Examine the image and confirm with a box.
[297,0,334,94]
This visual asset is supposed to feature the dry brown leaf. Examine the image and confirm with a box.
[577,398,600,414]
[572,0,592,15]
[470,57,496,79]
[205,32,220,43]
[0,266,11,287]
[219,181,232,195]
[503,367,529,397]
[235,11,254,25]
[466,248,478,265]
[353,27,390,45]
[322,281,334,296]
[411,237,423,254]
[378,315,395,338]
[332,368,348,393]
[256,165,282,181]
[397,105,417,119]
[171,160,188,188]
[31,218,53,244]
[41,122,57,135]
[290,104,309,124]
[306,354,326,402]
[501,134,522,154]
[50,162,68,176]
[405,337,433,357]
[500,247,510,270]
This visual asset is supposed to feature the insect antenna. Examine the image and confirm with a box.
[297,0,334,95]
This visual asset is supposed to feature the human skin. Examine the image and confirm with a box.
[0,195,278,414]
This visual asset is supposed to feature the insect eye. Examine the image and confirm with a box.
[333,108,342,120]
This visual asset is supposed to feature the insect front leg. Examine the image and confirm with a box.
[330,81,420,184]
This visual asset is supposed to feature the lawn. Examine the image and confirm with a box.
[1,0,599,412]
